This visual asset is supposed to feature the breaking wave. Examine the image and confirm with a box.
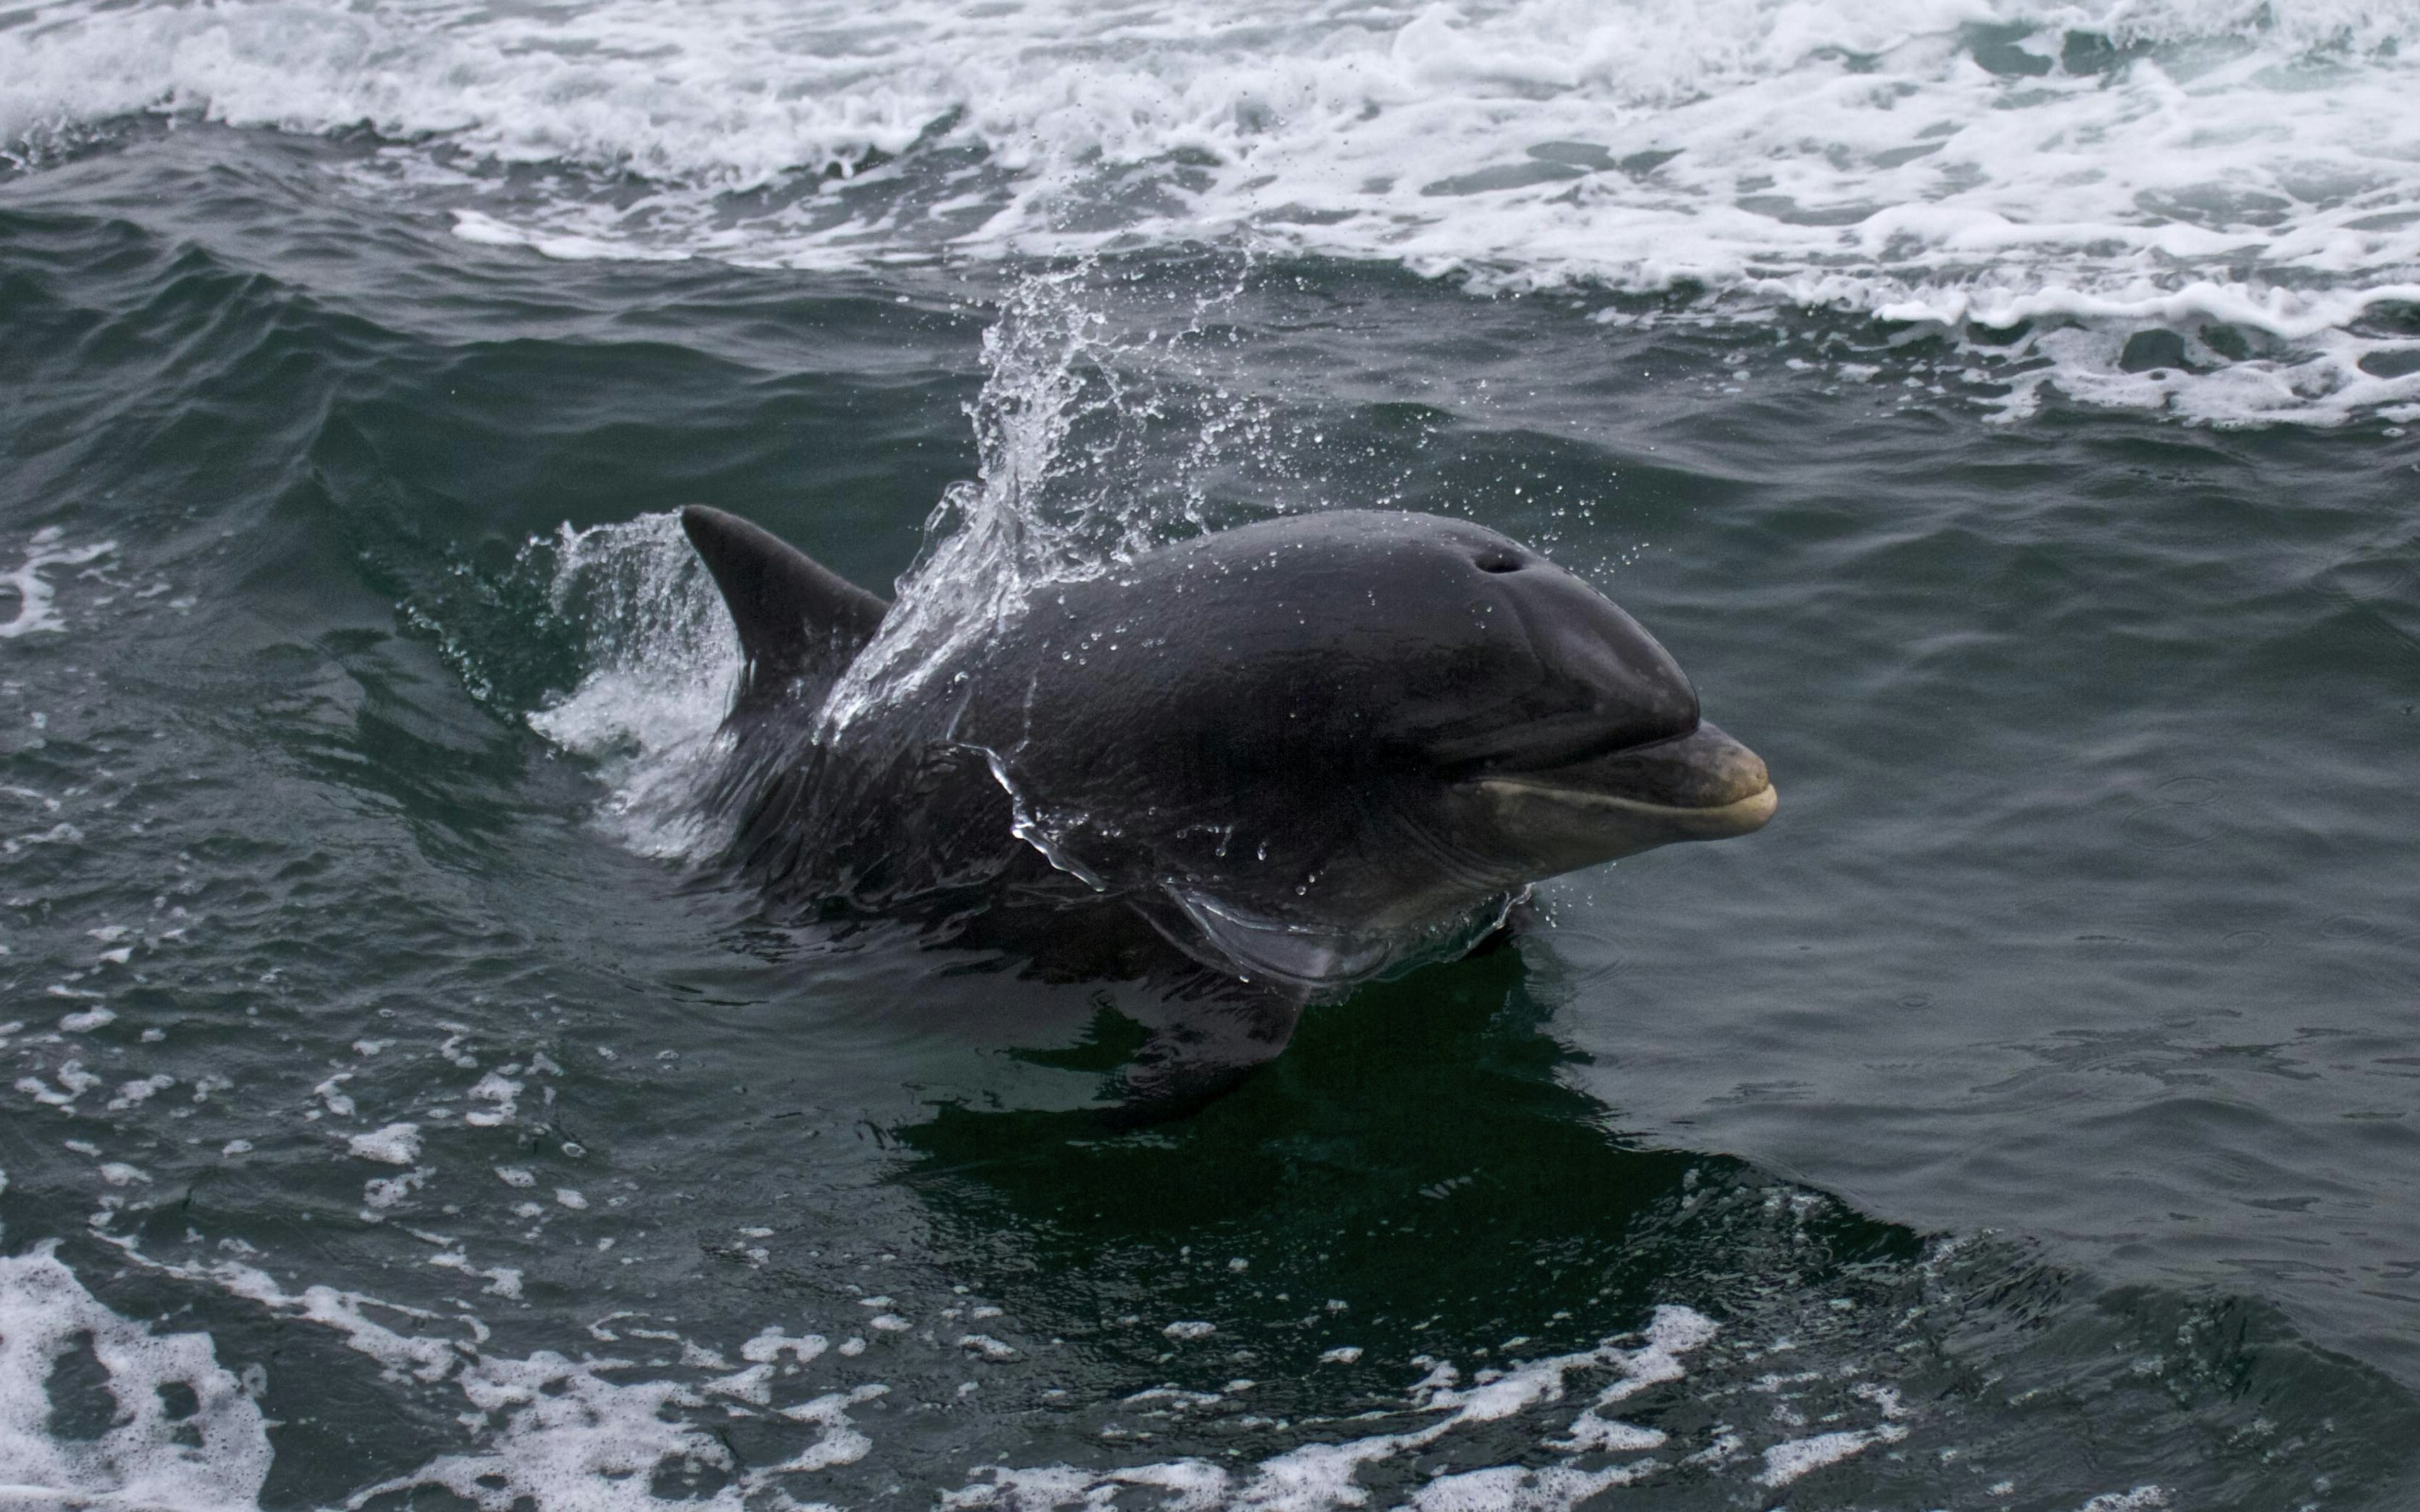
[5,0,2420,425]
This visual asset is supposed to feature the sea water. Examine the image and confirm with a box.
[3,1,2419,1508]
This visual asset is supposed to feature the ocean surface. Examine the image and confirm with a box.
[4,1,2420,1508]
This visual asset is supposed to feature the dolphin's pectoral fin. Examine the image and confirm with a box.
[680,505,891,713]
[1093,988,1304,1128]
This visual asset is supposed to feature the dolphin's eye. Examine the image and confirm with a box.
[1473,549,1525,574]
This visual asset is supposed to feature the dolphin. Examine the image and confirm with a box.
[678,504,1773,1109]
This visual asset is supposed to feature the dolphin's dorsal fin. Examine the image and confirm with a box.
[680,505,890,712]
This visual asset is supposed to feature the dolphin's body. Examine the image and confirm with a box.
[679,505,1773,1109]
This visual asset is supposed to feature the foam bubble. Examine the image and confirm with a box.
[2075,1489,2171,1512]
[1754,1423,1912,1487]
[0,532,117,641]
[742,1327,830,1365]
[346,1121,422,1165]
[463,1070,521,1126]
[1404,1462,1655,1512]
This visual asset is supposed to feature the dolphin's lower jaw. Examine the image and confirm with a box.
[1466,720,1777,872]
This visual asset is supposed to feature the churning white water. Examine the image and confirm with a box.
[5,0,2420,425]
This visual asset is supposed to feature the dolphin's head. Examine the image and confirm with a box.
[977,510,1775,976]
[1379,520,1778,888]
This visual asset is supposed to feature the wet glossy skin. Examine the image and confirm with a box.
[943,512,1773,931]
[713,508,1775,985]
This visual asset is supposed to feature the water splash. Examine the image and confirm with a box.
[823,259,1263,735]
[524,511,740,857]
[516,263,1274,869]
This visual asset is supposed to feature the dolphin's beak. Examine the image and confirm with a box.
[1465,721,1776,873]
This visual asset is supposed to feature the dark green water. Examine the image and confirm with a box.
[3,127,2419,1510]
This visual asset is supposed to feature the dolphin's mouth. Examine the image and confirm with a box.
[1493,719,1774,825]
[1463,720,1777,856]
[1476,776,1778,836]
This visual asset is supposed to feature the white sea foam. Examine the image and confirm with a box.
[0,1242,270,1511]
[346,1121,422,1165]
[950,1304,1726,1512]
[5,0,2419,423]
[0,530,116,640]
[463,1069,522,1126]
[35,1234,901,1512]
[1754,1422,1911,1486]
[1403,1462,1656,1512]
[2075,1488,2171,1511]
[1,1228,1944,1512]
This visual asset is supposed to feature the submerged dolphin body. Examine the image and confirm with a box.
[679,505,1774,1109]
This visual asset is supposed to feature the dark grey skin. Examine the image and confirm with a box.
[680,505,1774,1113]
